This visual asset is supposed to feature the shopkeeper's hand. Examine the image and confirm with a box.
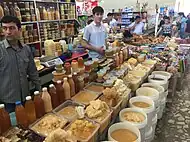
[96,47,105,55]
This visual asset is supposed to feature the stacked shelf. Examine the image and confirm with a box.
[1,0,77,56]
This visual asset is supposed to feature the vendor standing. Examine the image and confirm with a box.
[82,6,107,58]
[0,16,40,113]
[128,16,144,35]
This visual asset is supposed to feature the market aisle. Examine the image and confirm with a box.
[153,68,190,142]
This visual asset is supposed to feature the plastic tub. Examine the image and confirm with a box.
[108,122,141,142]
[136,87,159,108]
[111,99,123,122]
[121,89,131,109]
[84,82,105,94]
[53,100,84,122]
[152,114,158,140]
[142,83,165,101]
[129,96,155,132]
[156,106,160,118]
[65,118,100,142]
[152,71,171,80]
[130,78,142,92]
[145,127,153,142]
[119,108,147,142]
[158,98,166,119]
[148,74,168,91]
[129,70,146,80]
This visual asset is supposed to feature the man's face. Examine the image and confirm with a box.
[107,15,112,21]
[2,22,21,41]
[94,12,103,24]
[135,18,141,24]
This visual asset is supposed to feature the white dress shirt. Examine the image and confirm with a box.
[129,22,144,35]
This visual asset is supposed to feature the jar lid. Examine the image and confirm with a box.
[15,101,21,105]
[26,96,32,101]
[34,91,40,95]
[42,87,48,92]
[64,78,68,81]
[0,104,5,109]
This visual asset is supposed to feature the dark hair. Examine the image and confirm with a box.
[178,12,185,17]
[107,13,113,17]
[165,16,170,20]
[1,15,21,29]
[135,16,141,20]
[92,6,104,15]
[163,15,168,19]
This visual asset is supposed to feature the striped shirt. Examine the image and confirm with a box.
[0,39,40,103]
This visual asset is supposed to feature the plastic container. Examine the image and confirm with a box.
[152,71,171,80]
[108,122,141,142]
[148,74,168,91]
[84,82,105,94]
[53,100,84,122]
[136,87,159,108]
[158,98,166,119]
[111,99,123,122]
[129,78,142,92]
[142,83,165,101]
[156,106,160,118]
[129,96,155,131]
[119,108,147,142]
[145,127,153,142]
[128,70,146,80]
[71,90,99,106]
[152,114,157,140]
[65,118,100,142]
[121,90,131,109]
[29,113,68,137]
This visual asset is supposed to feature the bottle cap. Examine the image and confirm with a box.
[42,87,48,92]
[0,104,5,109]
[15,101,21,105]
[34,91,40,95]
[64,78,68,81]
[57,80,62,84]
[49,84,55,88]
[72,60,77,63]
[26,96,32,101]
[73,72,77,75]
[68,75,72,78]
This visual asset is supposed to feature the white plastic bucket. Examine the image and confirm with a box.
[158,98,166,119]
[142,83,165,101]
[156,106,160,118]
[145,127,153,142]
[119,108,147,142]
[136,87,159,108]
[108,122,141,142]
[152,71,171,80]
[129,96,155,132]
[148,74,168,91]
[152,114,158,140]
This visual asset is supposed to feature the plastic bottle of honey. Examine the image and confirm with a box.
[0,104,11,134]
[56,80,65,104]
[15,101,28,128]
[33,91,45,118]
[68,75,76,97]
[119,50,124,65]
[62,78,71,100]
[25,96,36,124]
[73,72,79,93]
[115,53,120,67]
[71,60,79,73]
[49,84,59,108]
[41,87,53,113]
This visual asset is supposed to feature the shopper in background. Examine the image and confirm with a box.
[185,13,190,38]
[0,15,40,113]
[178,12,187,39]
[157,16,172,37]
[82,6,107,58]
[107,13,117,28]
[128,16,144,35]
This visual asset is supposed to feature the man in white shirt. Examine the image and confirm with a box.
[107,13,117,28]
[82,6,107,58]
[128,16,144,35]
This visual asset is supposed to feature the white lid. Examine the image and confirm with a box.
[73,72,77,75]
[57,80,62,84]
[68,75,72,78]
[42,87,48,92]
[64,78,68,81]
[26,96,32,101]
[0,104,5,109]
[49,84,55,88]
[34,91,40,95]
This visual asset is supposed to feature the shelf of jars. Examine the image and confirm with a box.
[1,0,77,55]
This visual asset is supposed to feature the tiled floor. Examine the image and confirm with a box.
[153,71,190,142]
